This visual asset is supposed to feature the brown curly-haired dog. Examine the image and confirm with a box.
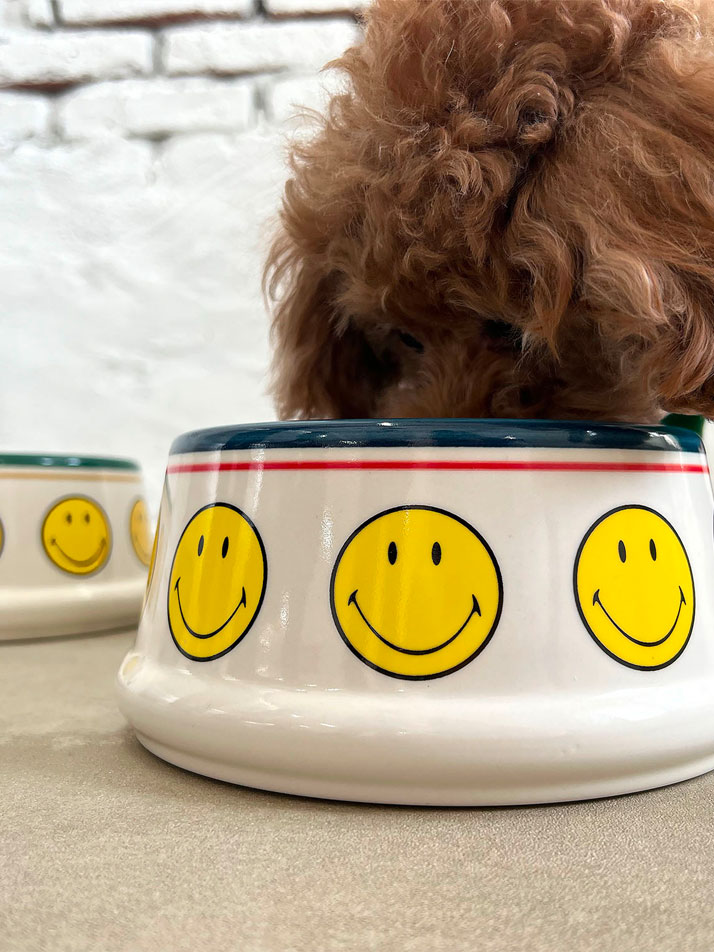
[265,0,714,423]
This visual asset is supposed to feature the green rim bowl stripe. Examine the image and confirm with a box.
[170,418,705,455]
[0,453,140,471]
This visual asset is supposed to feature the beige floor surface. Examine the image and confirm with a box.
[1,630,714,952]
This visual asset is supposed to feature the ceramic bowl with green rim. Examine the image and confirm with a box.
[118,418,714,804]
[0,453,152,640]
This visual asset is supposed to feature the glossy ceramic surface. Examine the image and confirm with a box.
[118,420,714,804]
[0,453,151,640]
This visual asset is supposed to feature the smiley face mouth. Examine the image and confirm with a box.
[51,536,107,568]
[593,586,686,647]
[348,589,481,655]
[174,578,247,639]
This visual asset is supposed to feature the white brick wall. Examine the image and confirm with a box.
[0,0,362,511]
[265,0,367,15]
[59,77,256,138]
[0,90,50,142]
[23,0,54,28]
[57,0,255,26]
[265,70,345,123]
[0,30,154,86]
[163,19,358,75]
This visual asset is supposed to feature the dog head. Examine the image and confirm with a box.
[265,0,714,422]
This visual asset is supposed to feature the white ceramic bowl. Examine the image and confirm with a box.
[0,453,151,640]
[117,420,714,805]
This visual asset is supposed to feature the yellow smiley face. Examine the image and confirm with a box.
[130,498,152,567]
[330,506,503,679]
[42,496,111,576]
[167,503,267,661]
[574,505,695,670]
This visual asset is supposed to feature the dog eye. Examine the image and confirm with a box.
[650,539,657,561]
[483,318,513,341]
[197,535,204,556]
[222,536,229,559]
[432,542,441,565]
[388,541,397,564]
[618,540,626,563]
[397,331,424,353]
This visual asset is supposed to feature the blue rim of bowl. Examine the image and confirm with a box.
[0,452,140,471]
[170,419,704,455]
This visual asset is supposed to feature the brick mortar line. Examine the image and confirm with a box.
[252,80,269,121]
[128,123,261,148]
[44,96,63,146]
[40,12,257,29]
[49,0,62,26]
[1,68,319,98]
[152,30,165,74]
[3,118,287,150]
[11,11,358,32]
[265,10,361,21]
[166,66,291,79]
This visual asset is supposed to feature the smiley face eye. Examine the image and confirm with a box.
[650,538,657,560]
[84,512,90,524]
[222,536,229,558]
[66,513,72,525]
[432,542,441,565]
[388,541,397,564]
[197,535,204,556]
[618,540,626,562]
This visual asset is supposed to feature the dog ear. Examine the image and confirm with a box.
[650,298,714,417]
[265,243,400,419]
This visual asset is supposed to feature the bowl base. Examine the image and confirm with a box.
[133,730,714,806]
[119,656,714,806]
[0,578,144,640]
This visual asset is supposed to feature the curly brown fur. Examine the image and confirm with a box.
[265,0,714,422]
